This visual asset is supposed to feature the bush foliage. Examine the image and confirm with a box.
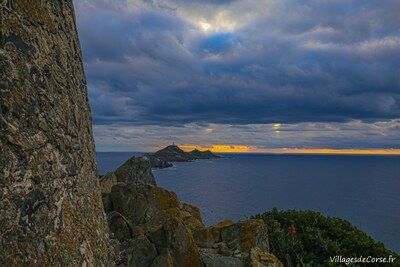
[253,209,399,266]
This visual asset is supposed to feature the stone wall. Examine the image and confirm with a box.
[0,1,110,265]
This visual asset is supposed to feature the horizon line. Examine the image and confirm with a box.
[96,145,400,155]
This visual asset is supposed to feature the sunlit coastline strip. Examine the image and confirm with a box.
[179,145,400,155]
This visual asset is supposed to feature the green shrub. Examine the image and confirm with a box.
[253,209,399,266]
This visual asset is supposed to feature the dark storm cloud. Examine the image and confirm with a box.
[74,0,400,127]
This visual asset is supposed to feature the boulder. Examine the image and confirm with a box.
[249,248,284,267]
[110,184,180,226]
[109,183,204,230]
[122,235,159,267]
[107,211,133,242]
[194,220,233,248]
[147,216,201,267]
[220,219,269,254]
[108,183,203,266]
[200,252,245,267]
[179,203,205,231]
[115,156,156,185]
[150,249,174,267]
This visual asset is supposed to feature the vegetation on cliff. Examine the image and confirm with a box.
[253,209,399,266]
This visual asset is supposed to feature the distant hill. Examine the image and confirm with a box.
[146,145,220,168]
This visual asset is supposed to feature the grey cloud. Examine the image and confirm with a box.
[73,0,400,149]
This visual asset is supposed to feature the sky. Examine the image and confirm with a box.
[73,0,400,153]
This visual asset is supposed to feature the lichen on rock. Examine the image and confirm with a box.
[0,1,111,265]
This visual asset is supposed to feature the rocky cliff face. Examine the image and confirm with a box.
[101,156,283,267]
[0,1,110,265]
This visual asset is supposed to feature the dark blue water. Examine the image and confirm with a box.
[97,152,400,252]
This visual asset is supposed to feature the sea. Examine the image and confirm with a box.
[97,152,400,253]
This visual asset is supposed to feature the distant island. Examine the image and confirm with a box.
[146,145,220,168]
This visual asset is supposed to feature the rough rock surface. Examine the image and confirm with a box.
[194,219,272,266]
[115,156,156,185]
[99,156,204,266]
[108,183,203,266]
[200,252,245,267]
[102,156,282,267]
[249,248,284,267]
[0,1,111,265]
[100,172,118,194]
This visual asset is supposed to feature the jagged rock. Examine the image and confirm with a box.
[180,203,205,231]
[103,193,113,214]
[0,1,111,265]
[194,219,269,264]
[109,183,204,230]
[200,252,245,267]
[249,248,284,267]
[148,216,201,267]
[100,172,118,193]
[194,220,234,248]
[108,183,203,266]
[110,184,180,225]
[108,211,133,242]
[122,235,159,266]
[150,249,174,267]
[220,219,269,254]
[115,156,156,185]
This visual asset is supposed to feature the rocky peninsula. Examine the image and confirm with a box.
[146,145,220,169]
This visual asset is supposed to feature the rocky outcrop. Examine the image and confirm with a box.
[0,1,111,265]
[100,157,203,266]
[148,156,173,169]
[249,248,284,267]
[100,172,118,194]
[100,156,282,266]
[115,156,156,185]
[193,219,279,266]
[147,145,220,168]
[189,149,220,159]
